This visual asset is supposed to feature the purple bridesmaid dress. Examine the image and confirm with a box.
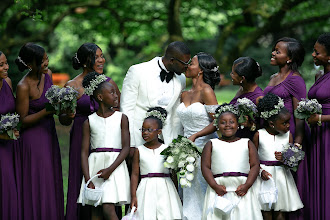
[19,74,64,220]
[308,71,330,220]
[264,72,310,219]
[65,77,111,220]
[0,79,20,220]
[230,86,264,140]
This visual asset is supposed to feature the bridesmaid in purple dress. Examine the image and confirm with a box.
[229,57,264,140]
[15,43,64,219]
[307,33,330,220]
[189,57,264,142]
[59,43,121,220]
[0,51,20,220]
[263,37,309,219]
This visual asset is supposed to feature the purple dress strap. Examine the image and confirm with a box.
[307,71,330,220]
[0,79,20,220]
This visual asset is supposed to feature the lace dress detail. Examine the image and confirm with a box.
[177,102,218,220]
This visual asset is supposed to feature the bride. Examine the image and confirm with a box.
[177,52,220,219]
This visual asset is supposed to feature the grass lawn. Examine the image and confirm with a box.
[56,85,237,210]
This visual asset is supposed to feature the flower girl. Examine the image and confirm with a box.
[77,71,130,220]
[201,104,262,220]
[253,93,303,220]
[130,107,182,220]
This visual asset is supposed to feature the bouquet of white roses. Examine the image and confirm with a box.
[294,98,322,123]
[0,113,21,140]
[282,143,305,172]
[45,85,78,115]
[161,135,202,188]
[235,97,258,124]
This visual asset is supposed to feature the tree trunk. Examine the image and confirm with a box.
[168,0,183,42]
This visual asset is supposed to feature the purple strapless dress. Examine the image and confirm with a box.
[230,86,264,140]
[65,77,111,220]
[264,72,310,219]
[18,74,64,219]
[308,71,330,220]
[0,79,20,220]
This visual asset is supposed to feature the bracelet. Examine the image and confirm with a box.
[294,143,302,149]
[317,114,322,126]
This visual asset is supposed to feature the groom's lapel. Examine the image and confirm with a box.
[165,75,182,111]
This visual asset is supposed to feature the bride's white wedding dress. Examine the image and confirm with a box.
[177,102,218,220]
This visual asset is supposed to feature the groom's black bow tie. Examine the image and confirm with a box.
[158,61,174,83]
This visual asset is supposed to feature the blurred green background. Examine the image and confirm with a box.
[2,0,330,208]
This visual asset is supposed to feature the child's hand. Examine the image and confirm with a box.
[235,184,249,197]
[214,184,227,196]
[274,151,283,161]
[97,168,112,180]
[130,196,138,211]
[261,170,272,181]
[87,181,95,189]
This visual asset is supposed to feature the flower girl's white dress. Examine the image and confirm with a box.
[135,144,182,220]
[202,138,262,220]
[254,129,303,211]
[77,112,130,205]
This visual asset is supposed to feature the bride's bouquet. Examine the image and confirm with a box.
[45,85,79,115]
[294,98,322,125]
[161,135,202,188]
[282,143,305,172]
[0,113,21,140]
[235,98,258,124]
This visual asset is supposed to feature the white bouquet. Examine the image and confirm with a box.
[45,85,78,115]
[161,135,202,188]
[235,98,258,124]
[294,98,322,124]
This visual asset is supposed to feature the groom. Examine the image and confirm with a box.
[120,41,191,149]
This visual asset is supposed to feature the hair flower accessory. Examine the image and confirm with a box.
[75,53,80,64]
[84,74,107,96]
[145,110,166,126]
[211,66,219,72]
[17,56,28,67]
[260,98,284,120]
[213,104,239,129]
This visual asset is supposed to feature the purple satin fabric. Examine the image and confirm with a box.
[308,71,330,220]
[213,172,248,178]
[140,173,171,178]
[90,148,121,153]
[260,160,282,166]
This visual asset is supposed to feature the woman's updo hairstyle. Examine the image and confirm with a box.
[72,43,101,70]
[257,93,289,123]
[273,37,305,71]
[196,52,221,90]
[316,33,330,55]
[233,57,262,82]
[145,107,168,129]
[15,42,45,72]
[82,71,108,100]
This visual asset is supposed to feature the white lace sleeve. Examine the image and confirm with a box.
[204,105,219,114]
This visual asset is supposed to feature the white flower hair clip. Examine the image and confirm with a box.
[75,53,80,64]
[145,110,166,126]
[211,66,219,72]
[260,98,285,119]
[17,56,28,67]
[84,74,107,96]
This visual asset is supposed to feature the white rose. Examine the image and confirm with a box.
[166,156,174,163]
[178,161,185,168]
[186,181,192,187]
[186,156,195,163]
[186,164,195,172]
[186,173,194,181]
[180,178,188,187]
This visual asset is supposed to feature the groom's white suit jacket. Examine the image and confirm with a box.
[120,57,185,147]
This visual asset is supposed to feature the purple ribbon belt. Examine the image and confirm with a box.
[260,160,282,166]
[91,148,121,153]
[141,173,171,178]
[213,172,248,178]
